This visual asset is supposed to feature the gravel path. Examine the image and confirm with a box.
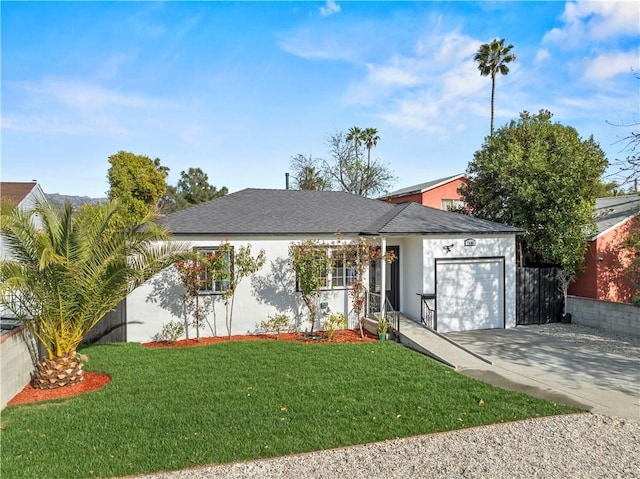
[131,324,640,479]
[132,413,639,479]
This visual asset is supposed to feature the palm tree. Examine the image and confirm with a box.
[362,127,380,169]
[346,126,364,162]
[0,199,191,389]
[473,38,516,136]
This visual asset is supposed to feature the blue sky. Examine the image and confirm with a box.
[2,1,639,197]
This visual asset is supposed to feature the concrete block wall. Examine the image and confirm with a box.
[567,296,640,338]
[0,326,37,410]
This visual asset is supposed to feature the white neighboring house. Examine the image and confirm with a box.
[0,181,48,318]
[0,181,47,250]
[127,188,523,342]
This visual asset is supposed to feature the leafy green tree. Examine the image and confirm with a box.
[107,151,168,223]
[0,199,191,389]
[218,242,266,339]
[474,38,516,136]
[159,168,228,214]
[460,110,608,275]
[289,154,332,190]
[177,167,228,205]
[175,251,228,341]
[158,185,190,214]
[288,239,333,334]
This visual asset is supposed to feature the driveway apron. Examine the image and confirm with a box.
[444,325,640,420]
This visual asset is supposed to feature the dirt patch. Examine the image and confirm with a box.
[8,372,112,406]
[143,328,377,348]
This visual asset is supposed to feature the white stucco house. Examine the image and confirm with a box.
[127,188,522,342]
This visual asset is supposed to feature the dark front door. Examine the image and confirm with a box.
[370,246,400,312]
[386,246,400,311]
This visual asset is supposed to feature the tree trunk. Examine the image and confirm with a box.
[32,353,84,390]
[490,73,496,136]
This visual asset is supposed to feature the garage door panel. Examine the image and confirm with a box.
[436,259,504,333]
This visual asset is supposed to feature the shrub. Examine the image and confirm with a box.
[153,321,185,343]
[260,314,293,339]
[324,312,347,341]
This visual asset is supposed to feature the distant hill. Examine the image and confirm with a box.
[46,193,107,209]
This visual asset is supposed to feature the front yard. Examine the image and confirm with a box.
[1,339,581,478]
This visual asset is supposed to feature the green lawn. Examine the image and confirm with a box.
[1,340,582,478]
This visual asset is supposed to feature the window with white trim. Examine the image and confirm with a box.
[329,247,356,288]
[195,247,232,294]
[294,246,356,291]
[441,198,465,211]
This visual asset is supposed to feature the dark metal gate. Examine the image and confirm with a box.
[516,267,563,325]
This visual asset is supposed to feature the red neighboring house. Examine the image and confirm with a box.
[381,174,466,210]
[569,195,640,304]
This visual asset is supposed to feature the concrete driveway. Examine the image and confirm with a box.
[444,324,640,421]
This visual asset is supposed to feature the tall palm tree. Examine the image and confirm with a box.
[346,126,364,162]
[473,38,516,136]
[0,199,191,389]
[362,127,380,169]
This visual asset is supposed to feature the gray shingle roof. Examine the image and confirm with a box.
[593,195,640,239]
[159,188,522,236]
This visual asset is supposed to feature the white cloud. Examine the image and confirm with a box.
[319,0,341,18]
[345,30,493,135]
[278,29,357,61]
[544,1,639,46]
[2,78,158,136]
[535,49,550,63]
[582,49,640,81]
[366,62,421,87]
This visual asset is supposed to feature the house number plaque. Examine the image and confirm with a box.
[464,238,476,247]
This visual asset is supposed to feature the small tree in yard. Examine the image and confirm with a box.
[338,237,396,338]
[175,251,227,341]
[557,268,576,319]
[289,239,333,335]
[218,242,266,339]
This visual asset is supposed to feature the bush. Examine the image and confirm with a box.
[260,314,293,339]
[324,313,347,341]
[153,321,185,343]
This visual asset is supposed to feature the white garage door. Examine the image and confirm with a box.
[436,258,505,333]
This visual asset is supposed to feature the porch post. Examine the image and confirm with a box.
[380,236,387,315]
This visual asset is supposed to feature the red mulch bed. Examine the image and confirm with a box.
[8,329,376,406]
[8,372,112,406]
[143,328,377,348]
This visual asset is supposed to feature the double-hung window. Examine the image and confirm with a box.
[441,198,465,211]
[329,247,356,288]
[295,246,355,290]
[195,247,232,294]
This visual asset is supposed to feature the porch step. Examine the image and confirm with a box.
[395,316,492,369]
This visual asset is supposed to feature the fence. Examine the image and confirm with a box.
[82,300,127,345]
[516,267,563,325]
